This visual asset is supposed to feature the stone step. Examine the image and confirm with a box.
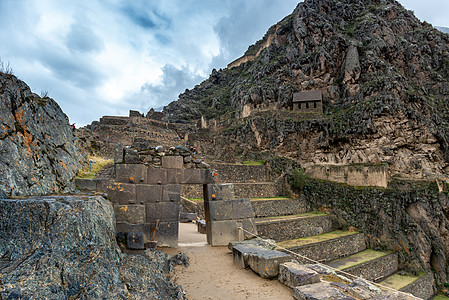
[326,249,398,282]
[181,182,279,199]
[379,272,435,300]
[276,230,366,263]
[251,197,310,218]
[255,212,337,242]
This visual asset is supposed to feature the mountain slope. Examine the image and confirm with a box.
[161,0,449,179]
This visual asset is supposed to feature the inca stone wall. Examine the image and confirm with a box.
[107,157,217,248]
[203,184,257,246]
[306,164,388,188]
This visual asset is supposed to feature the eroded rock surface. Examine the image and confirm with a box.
[0,72,83,196]
[0,196,185,299]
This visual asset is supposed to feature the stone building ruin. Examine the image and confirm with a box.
[292,90,323,114]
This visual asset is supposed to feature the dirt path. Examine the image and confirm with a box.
[161,223,293,300]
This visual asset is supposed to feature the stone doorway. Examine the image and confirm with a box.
[79,150,256,250]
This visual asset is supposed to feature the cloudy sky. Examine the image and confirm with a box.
[0,0,448,126]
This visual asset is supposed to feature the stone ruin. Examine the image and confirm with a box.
[77,144,257,249]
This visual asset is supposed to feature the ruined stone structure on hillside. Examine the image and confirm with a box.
[79,112,196,158]
[292,90,323,114]
[77,144,257,248]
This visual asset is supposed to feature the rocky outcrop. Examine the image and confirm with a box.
[162,0,449,180]
[0,196,186,299]
[0,72,83,197]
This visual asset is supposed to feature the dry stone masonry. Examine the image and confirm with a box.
[92,144,259,249]
[108,155,217,248]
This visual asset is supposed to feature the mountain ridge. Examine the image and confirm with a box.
[160,0,449,180]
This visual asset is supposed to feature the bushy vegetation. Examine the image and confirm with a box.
[0,58,13,75]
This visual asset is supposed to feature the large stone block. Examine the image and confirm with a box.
[204,184,234,201]
[116,222,146,233]
[146,168,167,184]
[162,184,181,202]
[114,205,145,224]
[205,169,219,184]
[107,183,136,204]
[147,221,178,248]
[75,178,97,190]
[136,184,162,203]
[232,198,254,219]
[207,200,233,221]
[162,156,184,169]
[126,232,145,250]
[96,179,113,192]
[279,262,320,288]
[248,249,291,278]
[293,282,355,300]
[237,218,257,239]
[114,143,124,164]
[206,220,239,246]
[232,244,264,269]
[116,164,146,183]
[166,169,183,184]
[146,202,179,222]
[182,169,213,184]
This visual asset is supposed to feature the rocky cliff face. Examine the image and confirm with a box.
[0,196,185,299]
[0,72,83,196]
[162,0,449,180]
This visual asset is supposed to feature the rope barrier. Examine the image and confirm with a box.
[237,226,422,300]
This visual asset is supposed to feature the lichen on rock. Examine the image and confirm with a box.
[0,72,84,197]
[0,196,186,299]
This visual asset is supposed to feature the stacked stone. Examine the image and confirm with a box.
[109,154,217,249]
[118,142,209,169]
[203,184,257,246]
[230,241,419,299]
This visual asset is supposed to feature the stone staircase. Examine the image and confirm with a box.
[250,197,433,299]
[179,162,434,298]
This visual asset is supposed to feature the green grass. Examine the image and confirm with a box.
[330,249,391,270]
[379,273,421,290]
[76,156,113,179]
[433,295,449,300]
[242,160,265,165]
[256,211,327,222]
[276,230,360,248]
